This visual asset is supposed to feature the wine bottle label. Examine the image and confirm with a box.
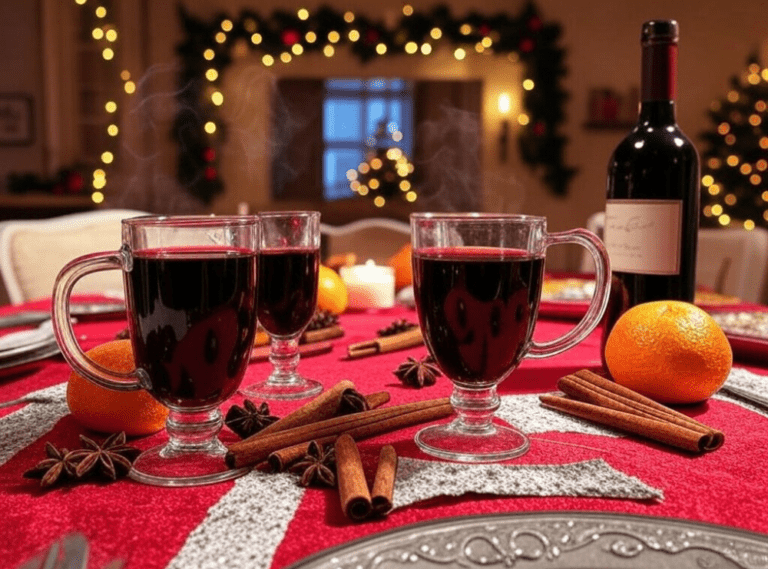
[604,199,682,274]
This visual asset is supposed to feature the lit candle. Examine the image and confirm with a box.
[339,260,396,310]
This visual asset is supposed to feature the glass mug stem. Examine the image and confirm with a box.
[268,336,301,383]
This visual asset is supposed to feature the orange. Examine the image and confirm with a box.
[317,264,348,314]
[388,243,413,291]
[604,300,732,404]
[67,340,168,436]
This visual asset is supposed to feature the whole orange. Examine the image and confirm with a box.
[316,264,348,314]
[67,340,168,436]
[388,243,413,291]
[604,300,732,404]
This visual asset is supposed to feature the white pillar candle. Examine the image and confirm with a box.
[339,260,396,310]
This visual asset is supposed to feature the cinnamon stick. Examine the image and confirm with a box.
[302,325,344,344]
[226,398,452,469]
[250,341,332,362]
[335,434,372,521]
[266,391,391,472]
[258,380,356,436]
[347,327,423,359]
[371,445,397,515]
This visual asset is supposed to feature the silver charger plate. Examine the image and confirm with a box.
[0,320,57,361]
[288,511,768,569]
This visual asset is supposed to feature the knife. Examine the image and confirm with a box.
[719,384,768,411]
[0,302,127,329]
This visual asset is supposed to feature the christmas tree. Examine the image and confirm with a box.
[700,54,768,230]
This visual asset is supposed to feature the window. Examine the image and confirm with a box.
[322,78,413,200]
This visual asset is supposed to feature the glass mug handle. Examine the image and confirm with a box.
[527,228,611,359]
[51,248,146,391]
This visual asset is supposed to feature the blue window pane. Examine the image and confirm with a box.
[324,99,362,141]
[327,79,363,90]
[387,102,402,132]
[366,99,386,137]
[366,78,386,91]
[388,79,404,90]
[324,149,364,200]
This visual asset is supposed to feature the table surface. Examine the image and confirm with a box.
[2,297,768,569]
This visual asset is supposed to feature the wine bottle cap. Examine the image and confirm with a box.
[641,20,679,45]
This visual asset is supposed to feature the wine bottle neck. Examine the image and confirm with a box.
[638,100,676,125]
[641,42,677,102]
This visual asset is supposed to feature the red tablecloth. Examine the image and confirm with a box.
[2,299,768,568]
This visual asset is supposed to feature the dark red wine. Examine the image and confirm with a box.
[257,247,319,337]
[126,248,258,408]
[601,20,700,358]
[413,247,545,387]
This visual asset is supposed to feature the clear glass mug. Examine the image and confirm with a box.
[411,213,611,462]
[52,215,260,487]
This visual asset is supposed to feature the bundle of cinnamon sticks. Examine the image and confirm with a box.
[540,369,724,453]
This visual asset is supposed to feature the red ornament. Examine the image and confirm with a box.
[202,147,216,162]
[65,171,84,193]
[533,122,546,136]
[527,17,542,32]
[281,29,301,46]
[204,166,217,181]
[365,28,380,45]
[520,38,535,53]
[478,23,491,36]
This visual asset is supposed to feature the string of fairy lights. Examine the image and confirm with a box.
[75,0,137,205]
[700,60,768,231]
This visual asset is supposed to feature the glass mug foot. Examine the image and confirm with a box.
[242,376,323,400]
[415,420,530,463]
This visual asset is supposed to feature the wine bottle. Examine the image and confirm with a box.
[601,20,700,355]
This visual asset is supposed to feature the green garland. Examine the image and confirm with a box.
[176,2,574,204]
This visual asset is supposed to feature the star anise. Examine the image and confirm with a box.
[23,442,79,488]
[289,440,336,487]
[377,319,418,337]
[67,432,141,481]
[305,309,339,331]
[225,399,279,439]
[394,355,442,388]
[336,388,369,416]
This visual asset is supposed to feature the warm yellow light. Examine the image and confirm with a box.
[343,11,355,23]
[741,163,753,175]
[101,151,114,164]
[406,191,417,202]
[751,174,762,185]
[759,159,768,171]
[95,6,107,18]
[211,91,224,105]
[745,219,756,230]
[262,54,275,66]
[460,24,472,35]
[347,169,358,181]
[358,163,370,174]
[517,113,530,126]
[727,90,740,102]
[374,196,386,207]
[358,185,369,196]
[475,43,485,53]
[711,204,723,216]
[204,121,217,134]
[297,8,309,20]
[402,4,414,16]
[392,131,403,142]
[251,33,262,44]
[280,52,292,63]
[748,74,761,85]
[215,32,226,44]
[102,48,114,60]
[718,214,731,226]
[764,210,768,222]
[369,178,380,189]
[92,28,104,40]
[93,177,106,189]
[305,31,317,43]
[763,69,768,82]
[726,155,739,167]
[91,191,105,204]
[204,48,215,60]
[105,29,117,42]
[761,137,768,149]
[292,44,304,55]
[725,134,736,145]
[93,169,106,179]
[523,79,535,91]
[328,31,340,43]
[757,100,767,112]
[405,42,418,54]
[749,63,760,74]
[717,122,730,135]
[481,36,493,48]
[724,193,737,205]
[454,48,466,60]
[701,175,714,187]
[124,81,136,94]
[120,70,130,81]
[105,101,117,113]
[708,184,721,195]
[750,114,762,126]
[348,30,360,42]
[420,43,431,55]
[399,180,411,191]
[371,158,383,170]
[75,0,87,4]
[376,43,388,55]
[498,93,511,114]
[206,68,219,81]
[703,205,712,217]
[107,124,118,136]
[708,157,722,169]
[430,28,442,40]
[221,19,233,32]
[323,45,335,57]
[386,148,402,160]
